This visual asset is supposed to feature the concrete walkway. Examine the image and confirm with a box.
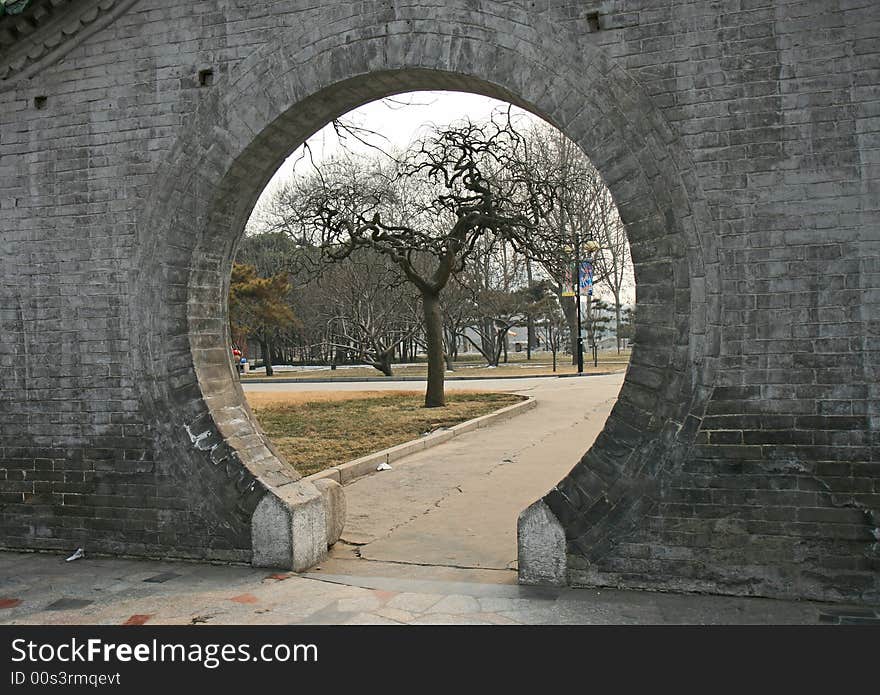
[282,375,624,578]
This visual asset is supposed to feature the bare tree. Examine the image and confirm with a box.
[510,123,634,362]
[439,278,474,371]
[288,114,556,406]
[588,184,631,352]
[529,281,568,372]
[454,243,529,367]
[318,250,421,375]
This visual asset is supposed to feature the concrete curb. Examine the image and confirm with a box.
[242,370,625,385]
[304,397,537,486]
[557,370,625,379]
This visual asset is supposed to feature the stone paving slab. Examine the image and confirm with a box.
[0,551,866,626]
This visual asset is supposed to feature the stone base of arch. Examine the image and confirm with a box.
[251,481,327,571]
[251,479,347,571]
[518,500,567,586]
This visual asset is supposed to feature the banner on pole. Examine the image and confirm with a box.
[579,261,593,296]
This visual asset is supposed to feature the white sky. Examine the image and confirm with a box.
[253,91,535,209]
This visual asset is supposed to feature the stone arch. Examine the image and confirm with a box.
[132,6,720,572]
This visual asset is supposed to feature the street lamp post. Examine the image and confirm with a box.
[565,237,599,375]
[574,237,601,374]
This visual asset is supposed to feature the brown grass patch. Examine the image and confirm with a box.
[247,390,525,477]
[245,390,418,408]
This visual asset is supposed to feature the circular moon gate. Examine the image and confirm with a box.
[135,19,718,584]
[4,1,875,604]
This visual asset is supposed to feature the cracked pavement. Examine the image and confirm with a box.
[318,374,623,573]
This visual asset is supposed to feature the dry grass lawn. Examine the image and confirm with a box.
[247,390,525,476]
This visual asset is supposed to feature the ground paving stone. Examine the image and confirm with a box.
[424,595,483,616]
[385,593,444,614]
[0,551,860,625]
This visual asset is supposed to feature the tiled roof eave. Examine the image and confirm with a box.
[0,0,33,17]
[0,0,135,91]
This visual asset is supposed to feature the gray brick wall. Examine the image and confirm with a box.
[0,0,877,602]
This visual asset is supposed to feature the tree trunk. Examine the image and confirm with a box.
[525,259,533,360]
[494,341,504,367]
[422,290,445,407]
[585,294,594,349]
[559,294,578,364]
[443,327,455,371]
[484,334,500,367]
[375,352,393,377]
[481,317,494,360]
[614,292,622,353]
[260,337,274,377]
[526,315,533,360]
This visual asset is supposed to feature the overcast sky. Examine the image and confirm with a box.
[252,91,537,210]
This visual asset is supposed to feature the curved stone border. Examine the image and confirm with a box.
[130,4,717,578]
[305,397,537,486]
